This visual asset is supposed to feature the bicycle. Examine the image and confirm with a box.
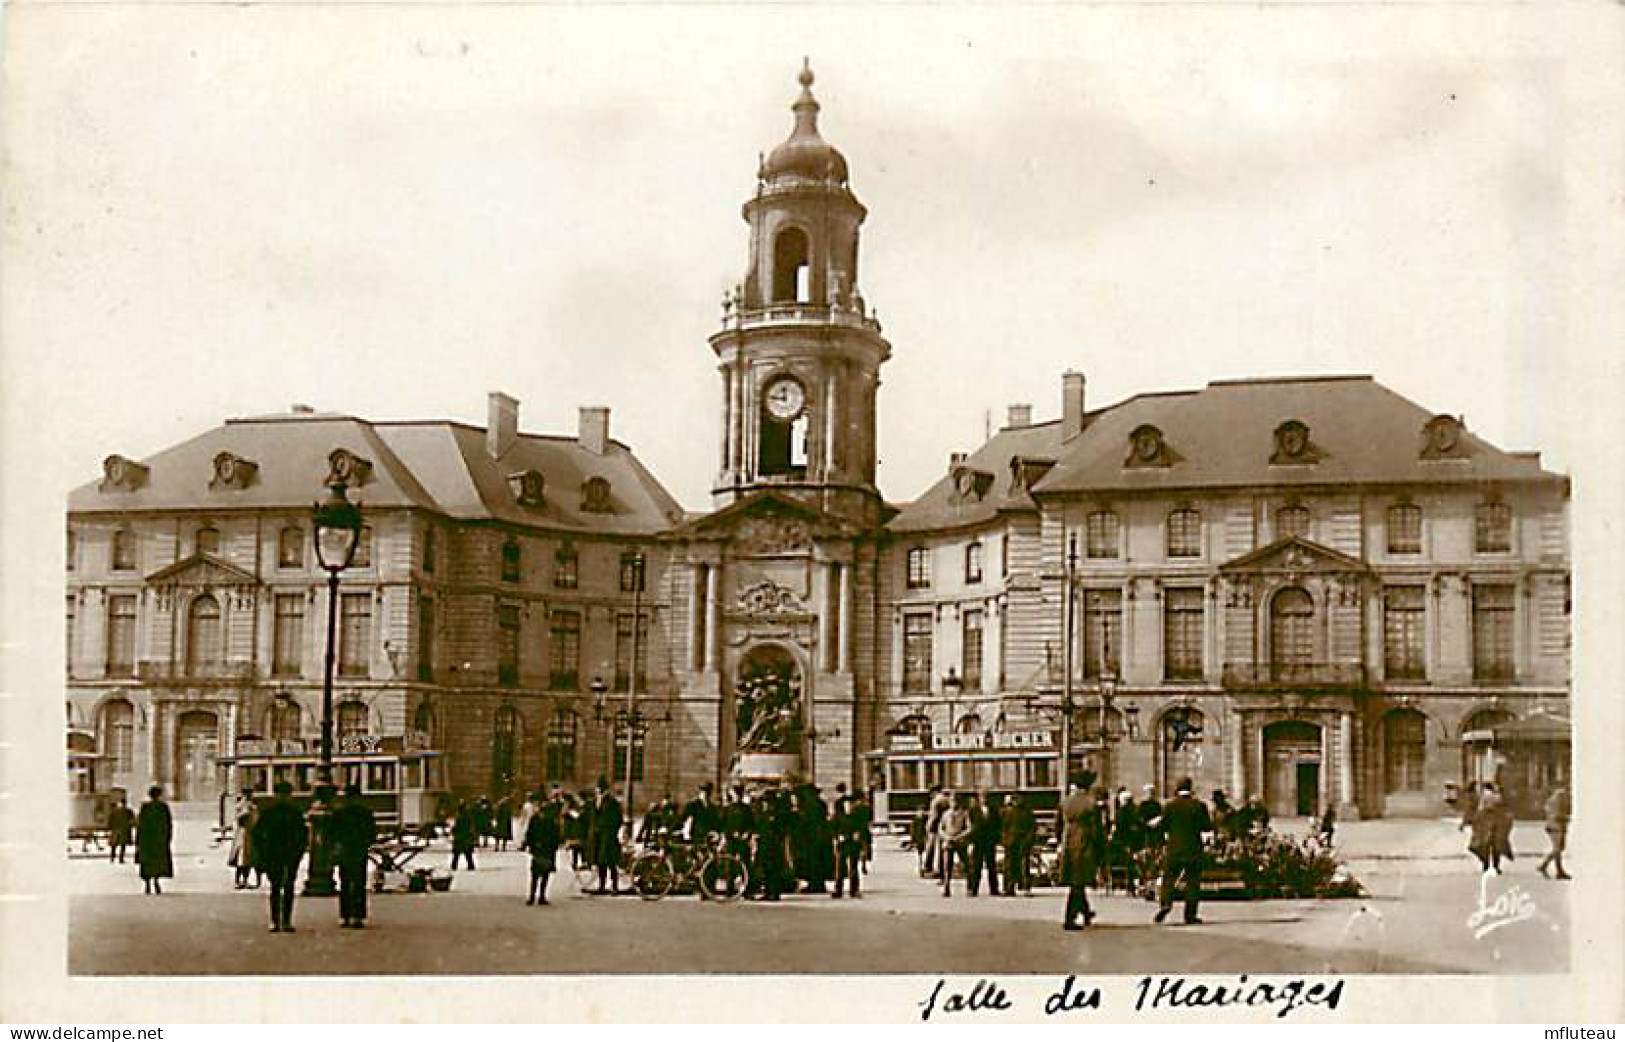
[630,832,750,903]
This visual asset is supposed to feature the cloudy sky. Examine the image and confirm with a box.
[5,5,1620,512]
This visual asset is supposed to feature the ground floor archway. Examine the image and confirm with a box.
[1262,719,1322,817]
[174,709,220,802]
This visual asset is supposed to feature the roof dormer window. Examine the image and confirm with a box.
[99,455,150,492]
[210,451,258,490]
[508,469,545,508]
[582,476,613,514]
[1270,419,1321,465]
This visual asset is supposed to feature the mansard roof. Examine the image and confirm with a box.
[1033,375,1564,496]
[68,411,683,535]
[886,419,1063,534]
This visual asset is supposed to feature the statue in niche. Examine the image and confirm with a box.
[734,652,804,755]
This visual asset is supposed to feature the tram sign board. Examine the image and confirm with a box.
[888,729,1055,753]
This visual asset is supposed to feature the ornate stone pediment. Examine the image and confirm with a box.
[736,579,807,616]
[1219,535,1368,577]
[147,553,260,588]
[677,491,850,556]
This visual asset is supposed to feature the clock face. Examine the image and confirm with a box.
[764,377,806,421]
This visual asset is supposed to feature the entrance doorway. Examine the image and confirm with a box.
[1263,719,1322,818]
[175,710,220,802]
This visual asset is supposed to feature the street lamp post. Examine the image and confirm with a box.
[1059,532,1078,805]
[304,481,362,897]
[625,551,645,813]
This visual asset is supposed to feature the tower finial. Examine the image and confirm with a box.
[799,58,814,89]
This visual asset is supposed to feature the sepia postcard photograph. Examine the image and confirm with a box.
[2,1,1623,1026]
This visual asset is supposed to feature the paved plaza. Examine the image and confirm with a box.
[68,807,1569,976]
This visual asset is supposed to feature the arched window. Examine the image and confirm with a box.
[1166,509,1201,558]
[100,698,135,775]
[1085,510,1120,559]
[492,706,520,794]
[500,538,521,583]
[278,526,304,568]
[268,698,302,743]
[1277,505,1311,539]
[1383,708,1427,793]
[772,226,811,304]
[412,701,437,744]
[894,714,933,740]
[546,709,578,781]
[955,713,983,735]
[337,701,369,743]
[195,525,221,556]
[186,594,222,674]
[1269,587,1315,680]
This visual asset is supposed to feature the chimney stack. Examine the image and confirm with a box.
[487,391,519,460]
[1062,370,1087,442]
[1007,403,1033,428]
[579,406,610,455]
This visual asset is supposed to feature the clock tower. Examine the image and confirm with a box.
[711,60,890,527]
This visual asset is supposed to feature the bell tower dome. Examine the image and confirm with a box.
[711,60,890,524]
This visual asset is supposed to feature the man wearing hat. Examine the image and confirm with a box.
[1153,777,1212,926]
[252,780,310,933]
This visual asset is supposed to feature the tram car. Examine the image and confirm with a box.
[67,727,122,849]
[218,732,447,837]
[869,728,1064,834]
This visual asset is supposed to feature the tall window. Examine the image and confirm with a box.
[66,595,76,674]
[492,706,520,791]
[1269,587,1315,678]
[1277,505,1310,539]
[1475,501,1512,553]
[111,528,136,571]
[772,226,811,304]
[619,551,647,593]
[337,701,368,743]
[1163,587,1204,680]
[1472,584,1515,680]
[269,698,302,743]
[964,543,983,584]
[611,725,645,783]
[549,610,581,690]
[1386,503,1422,555]
[1166,509,1201,558]
[278,526,303,568]
[1081,589,1122,678]
[186,594,222,674]
[273,594,304,677]
[1383,585,1426,680]
[353,526,373,568]
[546,709,578,781]
[1085,511,1120,559]
[497,605,520,686]
[961,609,984,691]
[339,593,371,677]
[501,539,522,583]
[903,612,933,692]
[417,597,435,681]
[106,595,137,676]
[999,536,1009,577]
[422,527,436,574]
[554,544,578,589]
[66,529,77,571]
[101,699,134,774]
[1383,709,1427,793]
[906,547,931,589]
[614,611,648,691]
[195,526,221,556]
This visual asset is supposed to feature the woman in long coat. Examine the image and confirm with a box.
[1059,781,1106,929]
[1469,789,1515,874]
[135,785,174,895]
[229,792,260,889]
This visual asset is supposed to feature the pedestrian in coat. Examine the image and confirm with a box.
[831,795,865,899]
[910,809,929,874]
[493,796,514,852]
[474,797,493,849]
[1537,785,1571,880]
[522,803,563,905]
[330,783,378,928]
[1153,778,1213,926]
[106,795,134,865]
[251,781,309,932]
[751,788,791,901]
[923,786,952,876]
[1469,788,1515,874]
[968,792,1001,897]
[450,801,477,871]
[1060,777,1105,929]
[588,783,624,894]
[1001,794,1037,896]
[936,792,973,897]
[229,792,260,889]
[1108,791,1142,892]
[1458,781,1480,832]
[135,785,174,895]
[1138,784,1164,849]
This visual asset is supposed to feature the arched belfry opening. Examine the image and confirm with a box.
[772,226,811,304]
[759,406,810,477]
